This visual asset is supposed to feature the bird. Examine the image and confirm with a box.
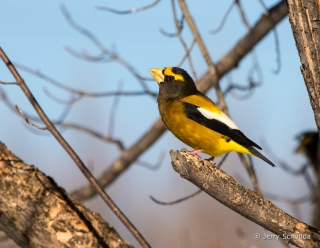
[295,131,319,170]
[149,66,275,167]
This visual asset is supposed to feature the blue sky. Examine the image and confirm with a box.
[0,1,316,247]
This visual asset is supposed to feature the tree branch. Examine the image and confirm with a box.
[286,0,320,133]
[287,0,320,231]
[170,150,320,248]
[0,142,131,248]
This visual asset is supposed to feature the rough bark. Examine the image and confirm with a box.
[287,0,320,131]
[287,0,320,230]
[170,150,320,248]
[0,142,131,248]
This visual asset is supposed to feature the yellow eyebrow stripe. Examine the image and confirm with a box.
[164,67,184,81]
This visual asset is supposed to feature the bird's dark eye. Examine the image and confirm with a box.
[166,76,174,81]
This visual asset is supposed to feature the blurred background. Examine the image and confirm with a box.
[0,1,316,247]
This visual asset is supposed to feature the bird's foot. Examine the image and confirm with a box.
[181,148,203,158]
[206,156,216,164]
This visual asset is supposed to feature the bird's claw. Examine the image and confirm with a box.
[181,148,203,158]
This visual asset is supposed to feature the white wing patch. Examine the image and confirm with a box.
[197,107,239,130]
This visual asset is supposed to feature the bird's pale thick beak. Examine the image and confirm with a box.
[149,68,165,84]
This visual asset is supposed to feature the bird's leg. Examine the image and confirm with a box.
[207,156,216,164]
[181,148,203,158]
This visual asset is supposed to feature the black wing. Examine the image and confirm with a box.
[182,102,262,150]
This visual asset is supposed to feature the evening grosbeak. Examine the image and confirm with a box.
[295,131,319,170]
[149,66,275,167]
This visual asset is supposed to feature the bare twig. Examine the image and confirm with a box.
[171,0,197,80]
[150,153,229,206]
[135,151,165,171]
[2,88,71,125]
[177,39,196,67]
[178,0,228,113]
[0,48,150,248]
[108,82,123,138]
[235,0,251,30]
[271,26,281,74]
[223,76,256,97]
[210,0,236,34]
[0,81,17,85]
[160,14,184,37]
[59,122,125,151]
[258,0,281,73]
[216,153,229,168]
[15,105,47,130]
[266,192,314,205]
[97,0,161,14]
[262,138,316,192]
[238,154,262,195]
[43,87,81,105]
[61,5,155,96]
[227,0,264,99]
[150,189,202,205]
[15,63,154,98]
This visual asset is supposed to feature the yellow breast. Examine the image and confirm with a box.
[158,99,250,157]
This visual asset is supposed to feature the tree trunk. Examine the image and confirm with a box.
[287,0,320,229]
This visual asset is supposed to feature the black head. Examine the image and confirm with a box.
[149,66,197,100]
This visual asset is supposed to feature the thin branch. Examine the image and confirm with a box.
[258,0,268,10]
[258,0,281,73]
[15,62,154,97]
[15,105,47,130]
[271,26,281,74]
[43,87,81,105]
[135,151,165,171]
[58,123,125,151]
[97,0,161,14]
[4,85,123,148]
[266,192,315,205]
[61,5,155,96]
[178,0,228,113]
[0,80,18,85]
[235,0,251,30]
[226,0,263,99]
[210,0,236,34]
[238,154,262,195]
[160,14,184,37]
[150,153,229,206]
[216,153,229,168]
[171,0,197,81]
[108,82,123,138]
[61,4,106,52]
[0,48,150,248]
[150,189,202,205]
[177,39,196,67]
[261,138,316,192]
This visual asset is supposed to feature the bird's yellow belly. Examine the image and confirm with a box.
[160,102,250,157]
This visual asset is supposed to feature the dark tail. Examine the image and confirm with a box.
[246,146,276,167]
